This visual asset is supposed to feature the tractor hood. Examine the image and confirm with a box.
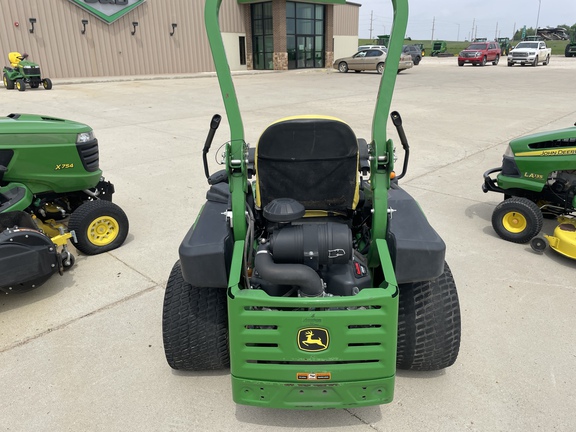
[0,113,92,135]
[509,127,576,156]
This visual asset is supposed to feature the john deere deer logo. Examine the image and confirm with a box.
[297,328,329,352]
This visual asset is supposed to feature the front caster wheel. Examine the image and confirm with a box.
[68,200,129,255]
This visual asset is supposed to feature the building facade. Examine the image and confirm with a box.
[0,0,360,79]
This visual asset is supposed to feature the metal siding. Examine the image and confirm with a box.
[333,3,359,36]
[0,0,353,78]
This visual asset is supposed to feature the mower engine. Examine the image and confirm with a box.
[548,170,576,205]
[251,198,371,298]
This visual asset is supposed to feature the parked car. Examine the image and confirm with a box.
[333,49,413,74]
[458,41,501,66]
[403,45,422,65]
[358,45,388,52]
[507,40,551,66]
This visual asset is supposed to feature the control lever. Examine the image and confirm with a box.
[390,111,410,180]
[203,114,222,180]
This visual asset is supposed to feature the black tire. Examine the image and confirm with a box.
[530,235,549,254]
[16,79,26,91]
[376,62,385,74]
[162,260,229,371]
[507,62,513,67]
[397,262,461,371]
[3,73,14,90]
[481,56,487,66]
[566,45,571,57]
[458,61,464,67]
[414,56,421,65]
[42,78,53,90]
[543,55,550,66]
[338,62,348,73]
[492,55,499,65]
[68,199,129,255]
[491,197,543,243]
[532,55,538,67]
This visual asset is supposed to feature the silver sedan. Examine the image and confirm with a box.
[333,48,413,74]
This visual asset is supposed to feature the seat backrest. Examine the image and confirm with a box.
[8,52,22,67]
[255,116,359,212]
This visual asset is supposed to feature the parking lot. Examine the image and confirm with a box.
[1,55,576,431]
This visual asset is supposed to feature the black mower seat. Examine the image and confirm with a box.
[255,116,359,213]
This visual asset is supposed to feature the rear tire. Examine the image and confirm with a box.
[162,260,230,371]
[397,262,461,371]
[68,199,129,255]
[491,197,543,243]
[3,73,14,90]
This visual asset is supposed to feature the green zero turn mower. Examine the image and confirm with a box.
[483,122,576,259]
[3,52,52,92]
[162,0,461,410]
[0,114,129,294]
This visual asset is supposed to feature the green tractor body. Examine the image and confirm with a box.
[483,125,576,250]
[497,37,511,56]
[162,0,460,410]
[0,114,129,293]
[3,53,52,91]
[431,40,447,56]
[566,30,576,57]
[0,114,102,197]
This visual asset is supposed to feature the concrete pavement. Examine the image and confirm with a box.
[1,56,575,431]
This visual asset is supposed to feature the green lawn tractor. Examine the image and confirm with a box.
[161,0,461,410]
[497,37,511,56]
[0,113,129,293]
[482,123,576,259]
[3,52,52,92]
[566,30,576,57]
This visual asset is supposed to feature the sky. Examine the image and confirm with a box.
[356,0,576,41]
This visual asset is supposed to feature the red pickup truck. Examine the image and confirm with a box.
[458,41,501,66]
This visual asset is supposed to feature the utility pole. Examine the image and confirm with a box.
[471,18,475,42]
[495,22,498,40]
[513,22,516,40]
[457,23,460,41]
[369,10,373,40]
[535,0,541,36]
[431,16,435,45]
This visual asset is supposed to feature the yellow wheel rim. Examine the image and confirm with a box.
[502,211,527,233]
[86,215,120,246]
[16,82,21,90]
[3,77,6,87]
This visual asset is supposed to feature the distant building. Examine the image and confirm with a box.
[0,0,360,79]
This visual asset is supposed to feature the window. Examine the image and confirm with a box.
[286,2,324,69]
[239,36,246,65]
[251,2,273,70]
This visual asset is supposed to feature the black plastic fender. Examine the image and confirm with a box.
[387,184,446,284]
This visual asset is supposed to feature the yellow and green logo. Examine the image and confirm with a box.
[297,328,329,352]
[69,0,146,24]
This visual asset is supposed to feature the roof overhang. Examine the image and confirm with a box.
[237,0,345,4]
